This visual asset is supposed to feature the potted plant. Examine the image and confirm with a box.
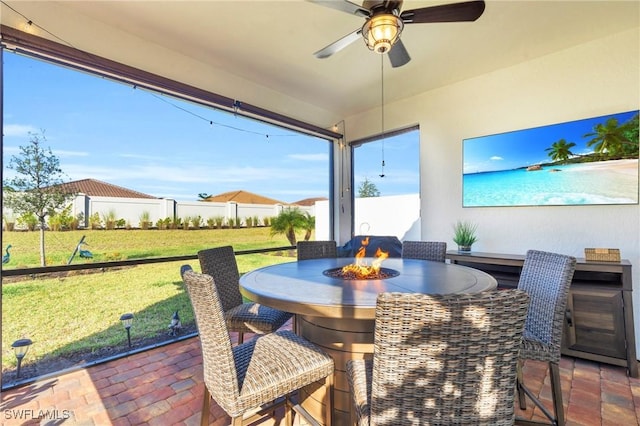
[452,220,478,252]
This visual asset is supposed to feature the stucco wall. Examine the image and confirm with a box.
[344,28,640,355]
[316,193,421,242]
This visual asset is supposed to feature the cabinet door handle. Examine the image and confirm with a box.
[565,309,573,327]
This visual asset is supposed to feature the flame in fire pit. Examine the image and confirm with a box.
[339,237,390,279]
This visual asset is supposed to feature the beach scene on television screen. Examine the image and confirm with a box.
[463,110,639,207]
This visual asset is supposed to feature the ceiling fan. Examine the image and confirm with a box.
[311,0,485,68]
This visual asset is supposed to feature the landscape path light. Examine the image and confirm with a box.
[12,338,32,378]
[120,313,134,348]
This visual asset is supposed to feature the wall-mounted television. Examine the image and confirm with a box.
[462,110,639,207]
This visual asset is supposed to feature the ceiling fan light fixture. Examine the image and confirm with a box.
[362,13,404,54]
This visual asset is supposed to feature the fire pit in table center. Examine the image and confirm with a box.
[323,236,400,280]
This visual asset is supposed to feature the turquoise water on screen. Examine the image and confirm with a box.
[463,162,638,207]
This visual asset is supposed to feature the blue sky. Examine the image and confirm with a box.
[463,110,638,174]
[2,53,419,203]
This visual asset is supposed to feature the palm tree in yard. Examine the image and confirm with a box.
[302,212,315,242]
[270,207,308,246]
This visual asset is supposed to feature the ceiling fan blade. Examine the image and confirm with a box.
[388,39,411,68]
[400,0,485,24]
[314,28,363,58]
[308,0,371,17]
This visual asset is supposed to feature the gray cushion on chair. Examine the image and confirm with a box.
[224,303,293,335]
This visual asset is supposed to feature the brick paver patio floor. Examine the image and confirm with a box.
[2,328,639,426]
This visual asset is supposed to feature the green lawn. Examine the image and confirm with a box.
[1,228,297,380]
[1,227,292,268]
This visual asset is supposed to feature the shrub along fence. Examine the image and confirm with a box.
[3,194,315,231]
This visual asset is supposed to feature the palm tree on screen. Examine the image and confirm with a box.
[584,117,630,158]
[619,113,639,157]
[545,139,576,163]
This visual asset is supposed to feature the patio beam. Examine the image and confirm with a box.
[0,25,343,141]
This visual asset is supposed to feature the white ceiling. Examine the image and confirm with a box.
[1,1,639,128]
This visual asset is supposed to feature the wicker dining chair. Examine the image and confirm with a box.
[347,290,530,426]
[198,245,292,344]
[401,240,447,262]
[181,265,334,426]
[516,250,576,426]
[297,240,338,260]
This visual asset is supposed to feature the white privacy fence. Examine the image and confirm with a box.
[3,194,314,229]
[4,192,419,236]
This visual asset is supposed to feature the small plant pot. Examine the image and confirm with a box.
[458,245,472,253]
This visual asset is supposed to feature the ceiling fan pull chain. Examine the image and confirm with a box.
[380,54,386,178]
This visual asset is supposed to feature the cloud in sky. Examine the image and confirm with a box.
[2,146,20,155]
[119,153,168,161]
[490,156,504,161]
[54,149,89,157]
[64,163,212,184]
[63,161,327,186]
[3,124,39,137]
[287,153,328,161]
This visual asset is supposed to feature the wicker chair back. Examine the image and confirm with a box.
[297,240,337,260]
[347,290,530,425]
[401,241,447,262]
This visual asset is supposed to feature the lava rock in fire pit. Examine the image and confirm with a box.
[323,266,400,280]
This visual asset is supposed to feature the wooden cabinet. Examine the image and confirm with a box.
[564,288,626,359]
[447,251,638,377]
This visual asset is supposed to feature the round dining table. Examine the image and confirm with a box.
[239,257,497,426]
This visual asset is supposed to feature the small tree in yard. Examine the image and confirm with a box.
[302,212,315,241]
[4,132,75,266]
[270,207,309,247]
[358,177,380,197]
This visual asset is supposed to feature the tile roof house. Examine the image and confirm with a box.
[20,183,313,230]
[55,179,157,199]
[203,190,286,205]
[292,197,328,207]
